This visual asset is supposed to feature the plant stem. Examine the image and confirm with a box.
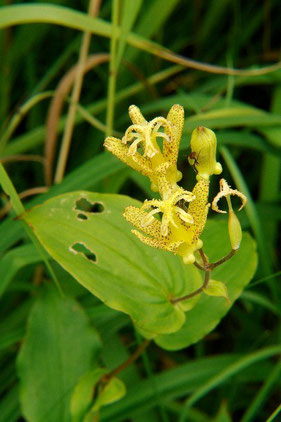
[199,248,208,266]
[207,249,237,270]
[54,0,101,184]
[0,91,54,155]
[105,0,120,137]
[194,261,205,271]
[172,270,211,304]
[103,339,151,382]
[0,186,48,219]
[0,163,63,296]
[194,249,237,272]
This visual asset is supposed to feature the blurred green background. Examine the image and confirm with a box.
[0,0,281,421]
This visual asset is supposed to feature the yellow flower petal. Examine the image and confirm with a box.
[123,206,163,237]
[131,230,183,252]
[128,104,146,125]
[163,104,184,166]
[104,136,152,178]
[185,177,210,243]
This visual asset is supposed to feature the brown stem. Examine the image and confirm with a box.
[171,270,211,304]
[93,414,99,422]
[194,261,205,271]
[207,249,237,270]
[102,339,151,383]
[199,248,209,266]
[44,53,110,186]
[0,154,45,165]
[0,186,48,219]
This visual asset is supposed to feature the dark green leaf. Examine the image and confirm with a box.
[17,284,101,422]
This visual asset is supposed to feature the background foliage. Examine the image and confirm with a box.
[0,0,280,421]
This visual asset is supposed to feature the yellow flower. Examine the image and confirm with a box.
[123,205,184,253]
[141,187,195,237]
[104,104,184,197]
[104,104,247,266]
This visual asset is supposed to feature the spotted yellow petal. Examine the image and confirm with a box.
[163,104,184,166]
[131,230,183,252]
[123,206,163,238]
[104,136,152,178]
[128,104,147,125]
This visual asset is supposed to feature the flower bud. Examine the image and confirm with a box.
[190,126,222,180]
[228,208,242,250]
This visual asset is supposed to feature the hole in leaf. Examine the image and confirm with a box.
[70,242,97,263]
[77,213,88,221]
[75,198,105,213]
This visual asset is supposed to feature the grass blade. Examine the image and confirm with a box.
[179,345,281,422]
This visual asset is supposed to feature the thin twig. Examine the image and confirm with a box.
[129,35,281,76]
[102,339,151,383]
[54,0,102,184]
[193,261,205,271]
[44,53,109,186]
[0,186,48,219]
[44,52,163,185]
[171,270,211,304]
[1,154,45,165]
[207,249,237,270]
[0,91,53,154]
[199,248,208,266]
[65,98,122,137]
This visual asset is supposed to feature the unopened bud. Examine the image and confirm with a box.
[190,126,222,180]
[228,209,242,250]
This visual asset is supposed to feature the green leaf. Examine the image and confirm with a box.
[116,0,143,70]
[185,107,281,132]
[134,0,180,38]
[86,376,126,419]
[0,244,40,298]
[22,192,202,336]
[17,284,101,422]
[70,368,107,422]
[102,354,273,421]
[71,367,126,422]
[0,153,124,255]
[155,220,257,350]
[203,279,230,304]
[213,402,232,422]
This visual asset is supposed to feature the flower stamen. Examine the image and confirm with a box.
[212,179,247,214]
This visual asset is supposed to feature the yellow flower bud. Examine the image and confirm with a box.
[228,208,242,250]
[190,126,222,180]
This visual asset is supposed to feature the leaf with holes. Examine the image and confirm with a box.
[22,192,257,345]
[22,192,202,337]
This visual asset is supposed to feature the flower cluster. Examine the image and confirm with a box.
[104,105,246,267]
